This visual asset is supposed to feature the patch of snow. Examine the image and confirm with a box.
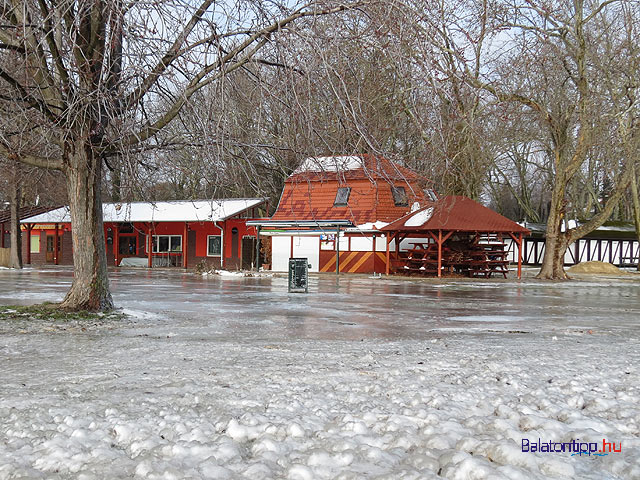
[294,156,363,174]
[200,270,273,278]
[404,207,434,227]
[349,221,389,231]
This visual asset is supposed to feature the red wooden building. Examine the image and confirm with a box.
[253,155,529,277]
[20,199,265,269]
[252,155,435,273]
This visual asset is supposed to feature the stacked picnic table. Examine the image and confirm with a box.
[391,236,510,278]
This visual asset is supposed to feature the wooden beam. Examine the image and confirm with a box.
[255,226,261,271]
[518,233,523,279]
[0,221,4,248]
[372,234,376,274]
[437,230,442,278]
[147,223,153,268]
[442,231,454,243]
[183,222,188,269]
[336,226,341,274]
[507,232,524,279]
[26,224,32,264]
[114,224,120,267]
[54,223,59,265]
[385,233,391,275]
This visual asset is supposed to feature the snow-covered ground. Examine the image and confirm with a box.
[0,267,639,479]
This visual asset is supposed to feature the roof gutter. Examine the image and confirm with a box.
[214,221,224,269]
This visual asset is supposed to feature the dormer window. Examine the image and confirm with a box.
[391,186,408,207]
[334,187,351,206]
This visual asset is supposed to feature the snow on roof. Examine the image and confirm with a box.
[345,221,390,232]
[294,156,363,174]
[404,207,434,227]
[21,199,265,224]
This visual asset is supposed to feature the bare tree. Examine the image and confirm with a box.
[454,0,639,278]
[1,0,358,310]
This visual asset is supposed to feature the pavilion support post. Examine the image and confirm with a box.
[517,233,523,279]
[147,224,153,268]
[336,226,340,274]
[372,234,376,274]
[26,224,32,264]
[255,226,261,271]
[54,223,59,265]
[183,222,189,269]
[437,229,442,278]
[385,233,391,275]
[114,224,119,267]
[1,221,4,248]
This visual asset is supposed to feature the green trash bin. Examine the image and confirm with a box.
[288,258,310,293]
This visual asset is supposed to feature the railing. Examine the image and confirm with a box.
[152,252,183,267]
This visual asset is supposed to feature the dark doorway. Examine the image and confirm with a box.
[242,237,259,270]
[119,236,137,256]
[230,227,239,269]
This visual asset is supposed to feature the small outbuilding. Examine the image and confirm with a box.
[20,199,266,269]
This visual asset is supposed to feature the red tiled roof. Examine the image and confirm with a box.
[381,196,530,234]
[273,178,428,225]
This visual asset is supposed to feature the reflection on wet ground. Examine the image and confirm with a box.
[0,266,639,341]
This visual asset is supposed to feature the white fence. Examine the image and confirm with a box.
[504,237,639,266]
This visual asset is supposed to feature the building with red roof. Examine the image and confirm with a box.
[272,154,433,225]
[253,156,530,277]
[253,154,437,274]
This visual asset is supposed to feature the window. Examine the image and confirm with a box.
[207,235,222,256]
[391,186,408,207]
[334,187,351,206]
[152,235,182,253]
[30,235,40,253]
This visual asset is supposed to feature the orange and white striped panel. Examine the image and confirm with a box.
[319,251,387,274]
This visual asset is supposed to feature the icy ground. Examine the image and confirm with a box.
[0,268,639,479]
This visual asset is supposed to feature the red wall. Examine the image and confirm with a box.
[21,220,257,270]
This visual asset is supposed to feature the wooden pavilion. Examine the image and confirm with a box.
[381,196,531,279]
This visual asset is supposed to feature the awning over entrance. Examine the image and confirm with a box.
[246,219,354,275]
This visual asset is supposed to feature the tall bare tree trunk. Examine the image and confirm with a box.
[631,164,640,271]
[59,142,113,311]
[537,170,570,279]
[9,163,22,269]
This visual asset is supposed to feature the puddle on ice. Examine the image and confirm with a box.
[447,315,525,322]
